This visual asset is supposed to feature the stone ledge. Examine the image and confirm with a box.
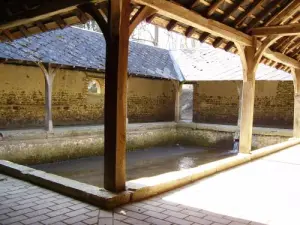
[177,122,293,137]
[0,160,131,209]
[1,139,299,209]
[127,138,300,201]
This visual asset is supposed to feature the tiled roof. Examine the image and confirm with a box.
[0,27,292,81]
[170,44,292,81]
[0,27,180,80]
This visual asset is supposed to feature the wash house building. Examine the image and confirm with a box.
[0,0,299,195]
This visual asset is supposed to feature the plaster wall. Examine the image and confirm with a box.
[0,64,176,128]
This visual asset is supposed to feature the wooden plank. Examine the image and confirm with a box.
[104,0,130,192]
[134,0,252,46]
[129,6,157,35]
[252,23,300,37]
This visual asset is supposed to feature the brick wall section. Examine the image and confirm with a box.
[0,64,176,129]
[193,81,294,128]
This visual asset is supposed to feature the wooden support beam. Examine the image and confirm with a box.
[129,6,156,35]
[236,44,256,154]
[79,3,108,40]
[292,68,300,138]
[38,63,58,132]
[104,0,130,192]
[235,35,279,153]
[252,23,300,37]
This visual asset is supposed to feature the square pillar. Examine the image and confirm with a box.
[294,94,300,138]
[175,82,182,122]
[104,0,130,192]
[239,78,255,153]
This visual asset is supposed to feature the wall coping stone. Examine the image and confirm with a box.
[0,122,292,142]
[177,121,293,137]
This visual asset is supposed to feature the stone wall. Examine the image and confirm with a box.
[0,122,292,164]
[0,64,176,129]
[193,81,294,128]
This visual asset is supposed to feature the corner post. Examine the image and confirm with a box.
[175,82,182,122]
[104,0,130,192]
[292,68,300,138]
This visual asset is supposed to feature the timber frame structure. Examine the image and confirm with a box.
[0,0,299,192]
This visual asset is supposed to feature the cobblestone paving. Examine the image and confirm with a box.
[0,174,256,225]
[0,174,262,225]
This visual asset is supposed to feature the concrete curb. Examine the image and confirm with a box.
[1,139,299,208]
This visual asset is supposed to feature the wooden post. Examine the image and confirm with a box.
[236,45,257,154]
[104,0,130,192]
[292,68,300,138]
[175,82,182,122]
[38,63,57,132]
[236,36,279,153]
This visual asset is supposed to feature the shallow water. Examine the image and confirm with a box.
[32,145,236,187]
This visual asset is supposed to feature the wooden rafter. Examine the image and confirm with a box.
[135,0,300,69]
[207,0,224,16]
[245,0,286,33]
[252,23,300,36]
[18,25,30,37]
[36,21,47,32]
[265,0,300,26]
[134,0,252,46]
[234,0,264,28]
[267,0,300,26]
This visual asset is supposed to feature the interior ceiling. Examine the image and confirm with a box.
[0,0,299,73]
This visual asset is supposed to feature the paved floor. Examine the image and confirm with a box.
[1,144,300,225]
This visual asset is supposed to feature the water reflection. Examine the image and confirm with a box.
[178,157,196,170]
[33,145,236,187]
